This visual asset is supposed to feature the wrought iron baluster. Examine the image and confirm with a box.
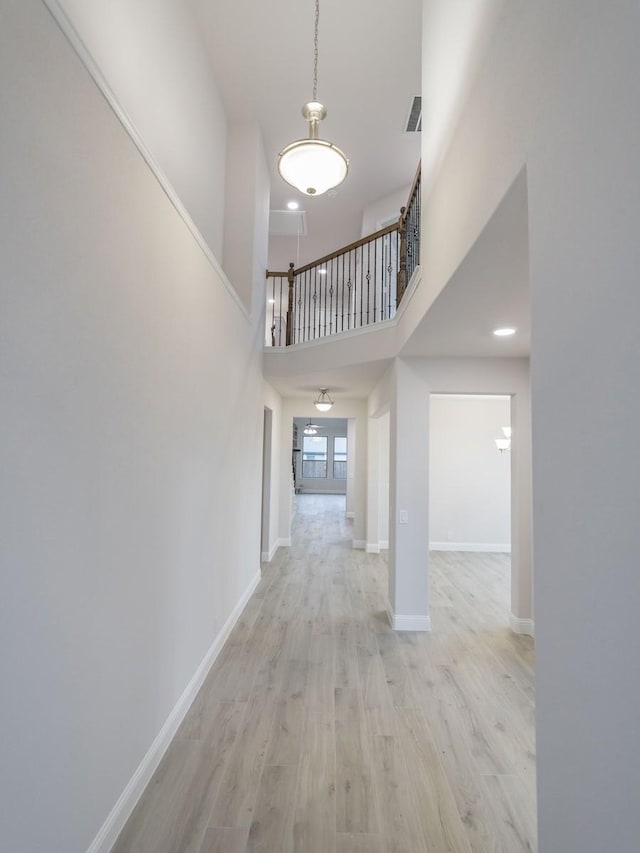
[359,244,363,328]
[329,258,334,335]
[312,266,318,340]
[295,273,302,344]
[373,236,378,324]
[347,250,352,330]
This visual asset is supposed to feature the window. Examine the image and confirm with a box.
[302,435,328,478]
[333,436,347,479]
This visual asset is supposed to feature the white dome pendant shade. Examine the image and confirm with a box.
[278,102,349,197]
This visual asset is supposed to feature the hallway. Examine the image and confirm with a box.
[114,494,536,852]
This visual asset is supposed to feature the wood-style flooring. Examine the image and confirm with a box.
[113,494,536,852]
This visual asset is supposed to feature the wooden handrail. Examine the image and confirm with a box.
[400,162,421,227]
[266,221,400,279]
[264,161,421,346]
[295,221,399,275]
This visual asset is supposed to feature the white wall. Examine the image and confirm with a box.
[361,185,411,236]
[429,395,511,550]
[0,3,266,851]
[57,0,228,261]
[373,356,530,631]
[420,1,640,849]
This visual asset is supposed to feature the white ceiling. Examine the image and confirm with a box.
[192,0,529,399]
[191,0,422,266]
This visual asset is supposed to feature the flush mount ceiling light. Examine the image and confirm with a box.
[314,388,334,412]
[287,200,299,210]
[277,0,348,197]
[493,327,517,337]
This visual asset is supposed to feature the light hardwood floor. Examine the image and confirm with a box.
[113,494,536,852]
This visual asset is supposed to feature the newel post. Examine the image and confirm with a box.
[397,206,407,306]
[285,262,295,346]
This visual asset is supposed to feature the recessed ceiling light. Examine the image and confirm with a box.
[493,327,516,337]
[318,269,327,275]
[287,201,299,210]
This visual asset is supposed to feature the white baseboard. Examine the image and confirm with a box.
[429,541,511,553]
[86,569,261,853]
[510,614,535,637]
[346,511,355,519]
[352,539,366,550]
[365,543,380,554]
[261,537,289,562]
[379,540,389,551]
[387,609,432,632]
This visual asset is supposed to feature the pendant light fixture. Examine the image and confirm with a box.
[277,0,348,197]
[314,388,334,412]
[303,419,318,435]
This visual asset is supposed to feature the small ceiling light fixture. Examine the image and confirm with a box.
[303,419,318,435]
[287,200,300,210]
[277,0,348,197]
[493,327,517,337]
[314,388,334,412]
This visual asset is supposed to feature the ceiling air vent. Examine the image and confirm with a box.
[404,96,422,133]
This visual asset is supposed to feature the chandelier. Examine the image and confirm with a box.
[314,388,334,412]
[277,0,348,197]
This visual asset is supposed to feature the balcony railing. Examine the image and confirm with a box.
[266,162,421,347]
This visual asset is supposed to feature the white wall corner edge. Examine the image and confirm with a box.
[510,614,535,637]
[387,609,432,632]
[86,569,261,853]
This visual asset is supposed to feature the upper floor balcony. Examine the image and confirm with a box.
[265,164,421,349]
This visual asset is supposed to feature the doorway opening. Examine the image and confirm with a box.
[260,407,273,563]
[429,393,512,626]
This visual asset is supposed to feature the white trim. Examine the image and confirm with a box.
[86,570,261,853]
[41,0,249,323]
[261,539,281,563]
[429,541,511,553]
[346,511,355,520]
[261,538,290,562]
[366,543,381,554]
[387,609,432,632]
[352,539,366,550]
[510,614,535,637]
[379,540,389,551]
